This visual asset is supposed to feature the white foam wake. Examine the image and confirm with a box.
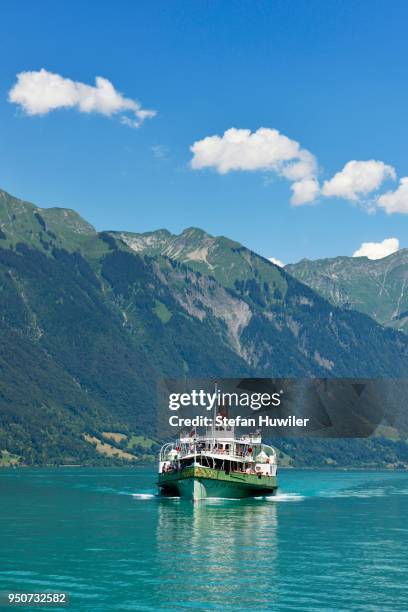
[263,492,305,502]
[132,493,156,499]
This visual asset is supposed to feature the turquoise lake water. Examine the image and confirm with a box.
[1,467,408,611]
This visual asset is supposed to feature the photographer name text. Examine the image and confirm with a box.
[168,415,310,428]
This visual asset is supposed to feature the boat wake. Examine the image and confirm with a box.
[262,493,305,502]
[130,491,305,502]
[132,493,157,500]
[130,487,390,502]
[131,492,181,500]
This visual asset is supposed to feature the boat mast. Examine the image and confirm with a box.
[212,381,218,445]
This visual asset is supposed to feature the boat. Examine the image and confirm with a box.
[157,413,278,501]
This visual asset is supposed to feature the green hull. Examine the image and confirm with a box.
[157,466,278,500]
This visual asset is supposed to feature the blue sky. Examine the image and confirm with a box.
[1,0,408,263]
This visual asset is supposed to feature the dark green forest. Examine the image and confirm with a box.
[1,188,408,467]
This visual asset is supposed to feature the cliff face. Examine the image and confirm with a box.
[287,250,408,332]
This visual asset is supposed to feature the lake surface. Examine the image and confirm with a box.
[1,468,408,611]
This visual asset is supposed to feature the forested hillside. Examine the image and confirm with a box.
[0,188,407,467]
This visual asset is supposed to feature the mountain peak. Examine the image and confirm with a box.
[0,188,95,252]
[180,226,210,238]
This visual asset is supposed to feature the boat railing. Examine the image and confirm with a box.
[167,447,258,459]
[160,444,277,464]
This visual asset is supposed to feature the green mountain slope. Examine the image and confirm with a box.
[0,241,252,464]
[114,227,408,377]
[1,188,408,467]
[0,189,96,253]
[286,251,408,332]
[116,227,286,293]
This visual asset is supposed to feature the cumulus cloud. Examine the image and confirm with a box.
[190,128,408,214]
[322,160,396,201]
[268,256,285,267]
[190,127,318,205]
[377,177,408,214]
[190,128,315,175]
[352,237,399,260]
[9,69,156,128]
[190,129,406,211]
[290,177,320,206]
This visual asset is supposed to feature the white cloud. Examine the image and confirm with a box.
[9,69,156,128]
[290,177,320,206]
[189,128,408,213]
[322,160,396,201]
[352,237,399,260]
[279,149,317,181]
[190,127,318,204]
[190,127,317,177]
[377,177,408,214]
[268,256,285,267]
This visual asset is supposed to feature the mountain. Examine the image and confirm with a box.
[115,227,408,377]
[286,251,408,332]
[115,227,285,291]
[0,189,96,252]
[1,188,408,467]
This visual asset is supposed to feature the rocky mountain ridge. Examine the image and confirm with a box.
[0,188,407,466]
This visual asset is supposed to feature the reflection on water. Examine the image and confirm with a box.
[156,500,278,608]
